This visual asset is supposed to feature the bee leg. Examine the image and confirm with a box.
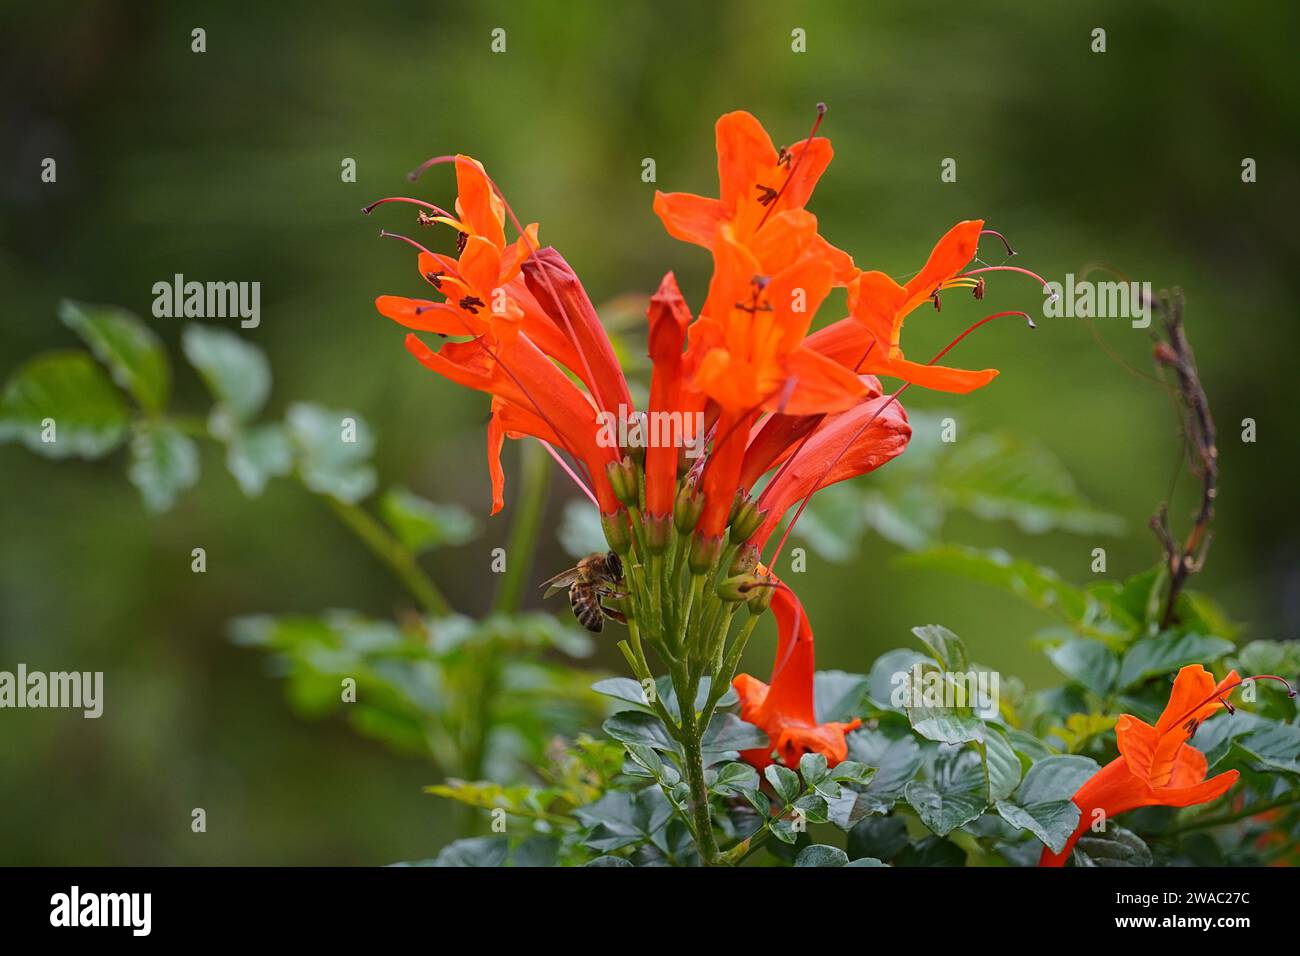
[601,604,627,626]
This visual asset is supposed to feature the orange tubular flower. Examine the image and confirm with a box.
[653,109,855,282]
[748,394,911,551]
[1040,665,1249,867]
[734,582,861,770]
[848,219,1000,394]
[644,272,693,519]
[689,230,869,541]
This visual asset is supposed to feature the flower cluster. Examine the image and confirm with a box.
[367,108,1039,773]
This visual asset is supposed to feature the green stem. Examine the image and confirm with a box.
[494,440,551,614]
[674,662,719,866]
[325,496,452,616]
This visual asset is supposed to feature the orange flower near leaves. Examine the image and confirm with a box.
[653,109,855,282]
[1039,665,1286,866]
[733,583,861,770]
[848,219,1001,394]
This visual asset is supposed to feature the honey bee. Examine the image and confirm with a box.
[540,551,627,633]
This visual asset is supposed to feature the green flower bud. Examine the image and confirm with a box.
[601,509,632,556]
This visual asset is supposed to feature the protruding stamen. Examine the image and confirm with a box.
[979,229,1016,258]
[362,196,454,218]
[756,102,828,230]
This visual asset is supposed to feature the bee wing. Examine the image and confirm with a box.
[539,568,580,597]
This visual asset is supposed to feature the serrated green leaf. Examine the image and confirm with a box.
[794,845,849,867]
[380,486,477,553]
[765,764,801,805]
[286,402,376,503]
[181,323,270,421]
[1117,632,1235,690]
[0,351,130,458]
[995,799,1080,854]
[905,763,989,837]
[900,546,1132,639]
[1072,824,1152,867]
[1016,754,1100,804]
[225,422,292,496]
[1047,639,1119,697]
[128,421,200,512]
[59,300,169,411]
[912,624,970,672]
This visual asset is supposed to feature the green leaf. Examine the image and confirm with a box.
[710,761,758,797]
[799,752,830,787]
[1198,712,1300,774]
[428,836,510,867]
[979,727,1023,802]
[848,815,909,862]
[830,760,876,787]
[0,351,130,458]
[846,730,924,814]
[995,799,1080,854]
[1072,824,1152,867]
[795,845,850,867]
[846,856,888,867]
[904,762,989,837]
[602,711,677,755]
[765,764,802,805]
[912,624,971,672]
[935,431,1124,537]
[59,300,169,412]
[181,323,270,421]
[904,664,986,744]
[893,836,966,867]
[127,422,200,512]
[814,670,870,723]
[867,648,930,710]
[380,486,478,553]
[225,422,293,496]
[1047,639,1119,697]
[1117,632,1235,690]
[701,713,767,763]
[1016,755,1100,804]
[900,546,1132,639]
[286,402,377,503]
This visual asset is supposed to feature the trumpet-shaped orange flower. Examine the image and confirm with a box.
[653,110,854,282]
[644,272,694,519]
[733,583,861,770]
[1040,665,1246,866]
[748,393,911,550]
[849,219,999,394]
[688,229,869,540]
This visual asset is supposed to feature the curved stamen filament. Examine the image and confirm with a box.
[959,264,1056,302]
[378,230,438,259]
[362,196,456,220]
[979,229,1016,258]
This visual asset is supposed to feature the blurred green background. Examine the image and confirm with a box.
[2,0,1297,864]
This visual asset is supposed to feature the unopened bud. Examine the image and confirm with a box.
[606,456,640,507]
[729,496,766,543]
[688,533,724,576]
[746,573,777,614]
[601,509,632,556]
[644,512,672,556]
[674,480,704,534]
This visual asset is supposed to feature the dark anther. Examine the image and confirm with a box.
[459,295,486,314]
[424,271,444,289]
[973,277,986,301]
[931,289,942,312]
[456,231,470,253]
[755,184,779,206]
[777,147,793,168]
[416,211,438,227]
